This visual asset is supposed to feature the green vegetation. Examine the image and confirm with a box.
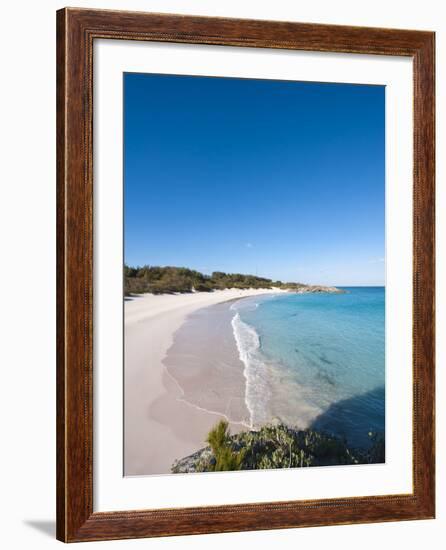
[171,422,385,473]
[206,420,246,472]
[124,265,307,296]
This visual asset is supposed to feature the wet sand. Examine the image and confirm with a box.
[163,301,251,428]
[124,288,284,476]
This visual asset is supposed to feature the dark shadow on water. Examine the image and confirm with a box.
[23,520,56,538]
[310,386,385,449]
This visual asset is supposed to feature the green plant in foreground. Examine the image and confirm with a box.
[206,420,246,472]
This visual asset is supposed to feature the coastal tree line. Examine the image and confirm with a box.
[124,265,308,296]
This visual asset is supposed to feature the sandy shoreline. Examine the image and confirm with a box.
[124,288,285,476]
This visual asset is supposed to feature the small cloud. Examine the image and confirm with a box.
[245,242,253,248]
[369,257,385,264]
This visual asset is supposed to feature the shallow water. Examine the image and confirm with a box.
[233,287,385,447]
[165,288,385,450]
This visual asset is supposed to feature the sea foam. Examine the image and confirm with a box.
[231,312,271,428]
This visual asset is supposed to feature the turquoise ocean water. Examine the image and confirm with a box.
[231,287,385,449]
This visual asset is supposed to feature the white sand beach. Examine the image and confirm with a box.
[124,288,285,476]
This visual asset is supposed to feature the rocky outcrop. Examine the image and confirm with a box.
[280,282,346,294]
[293,285,346,294]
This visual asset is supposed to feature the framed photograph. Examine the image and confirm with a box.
[56,8,435,542]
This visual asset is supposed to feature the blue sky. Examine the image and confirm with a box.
[124,73,385,286]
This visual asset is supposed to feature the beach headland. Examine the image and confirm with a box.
[124,287,287,476]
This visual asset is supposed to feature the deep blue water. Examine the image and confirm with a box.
[231,287,385,448]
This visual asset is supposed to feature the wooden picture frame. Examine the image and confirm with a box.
[56,7,435,542]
